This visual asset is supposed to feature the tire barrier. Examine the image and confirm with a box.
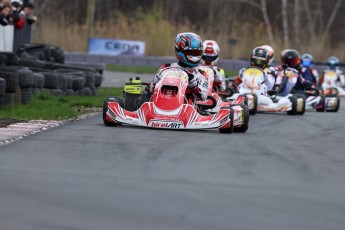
[0,45,103,110]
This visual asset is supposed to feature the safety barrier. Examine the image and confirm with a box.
[64,52,342,73]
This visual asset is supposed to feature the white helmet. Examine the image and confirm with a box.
[260,45,274,66]
[201,40,220,66]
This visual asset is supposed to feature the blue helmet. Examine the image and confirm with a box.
[301,53,313,67]
[175,32,203,67]
[327,56,339,70]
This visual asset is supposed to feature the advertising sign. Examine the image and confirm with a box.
[88,38,145,56]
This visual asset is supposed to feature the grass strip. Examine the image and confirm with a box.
[0,87,123,120]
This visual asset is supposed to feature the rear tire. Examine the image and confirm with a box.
[219,107,234,134]
[327,96,340,112]
[233,104,249,133]
[295,94,306,115]
[244,93,257,115]
[287,96,298,115]
[316,95,326,112]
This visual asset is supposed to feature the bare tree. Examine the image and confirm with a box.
[281,0,289,48]
[293,0,300,50]
[318,0,343,53]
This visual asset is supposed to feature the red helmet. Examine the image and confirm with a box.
[201,40,220,66]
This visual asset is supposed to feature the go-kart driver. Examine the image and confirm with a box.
[235,46,274,95]
[320,56,345,90]
[200,40,226,92]
[277,49,314,96]
[150,32,208,101]
[301,53,320,87]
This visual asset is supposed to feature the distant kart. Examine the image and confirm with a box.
[322,70,345,97]
[302,88,340,112]
[103,67,240,133]
[227,66,305,115]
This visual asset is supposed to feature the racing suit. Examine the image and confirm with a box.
[201,65,226,92]
[275,65,313,97]
[150,62,208,101]
[237,67,274,94]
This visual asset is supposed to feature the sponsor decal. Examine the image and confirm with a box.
[149,120,184,129]
[88,38,145,56]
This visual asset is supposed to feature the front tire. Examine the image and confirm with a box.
[233,104,249,133]
[295,94,306,115]
[287,96,298,115]
[103,96,118,127]
[219,107,234,134]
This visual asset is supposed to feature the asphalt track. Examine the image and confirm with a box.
[0,100,345,230]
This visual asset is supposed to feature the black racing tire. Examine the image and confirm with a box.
[65,89,75,96]
[233,104,249,133]
[0,77,6,97]
[84,71,96,88]
[103,96,119,127]
[16,59,46,69]
[34,73,45,88]
[21,87,33,104]
[219,107,234,134]
[4,93,15,106]
[58,73,69,90]
[42,72,59,89]
[124,93,141,111]
[32,87,40,96]
[0,52,18,65]
[0,72,18,93]
[49,89,65,96]
[72,77,85,90]
[327,97,340,112]
[316,95,326,112]
[17,68,34,88]
[94,73,102,87]
[82,87,92,96]
[32,72,39,88]
[0,54,7,65]
[244,93,257,115]
[287,96,298,115]
[295,94,306,115]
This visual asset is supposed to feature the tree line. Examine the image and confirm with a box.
[33,0,345,61]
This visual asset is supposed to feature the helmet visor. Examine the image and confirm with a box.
[202,55,218,62]
[284,58,301,68]
[252,58,267,68]
[302,59,312,67]
[183,49,203,57]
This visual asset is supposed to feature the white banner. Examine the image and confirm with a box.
[88,38,145,56]
[0,25,14,52]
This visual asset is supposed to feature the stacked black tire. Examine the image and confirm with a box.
[16,44,65,64]
[0,44,102,110]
